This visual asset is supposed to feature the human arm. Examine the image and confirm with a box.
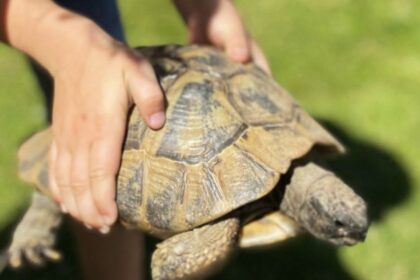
[1,0,165,230]
[173,0,271,74]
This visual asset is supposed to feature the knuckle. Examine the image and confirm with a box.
[119,47,139,60]
[55,172,70,189]
[56,179,71,190]
[148,90,165,103]
[89,167,111,182]
[116,48,145,68]
[71,171,89,195]
[71,181,88,196]
[137,97,164,115]
[136,78,157,92]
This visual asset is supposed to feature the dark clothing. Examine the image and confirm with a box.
[54,0,125,41]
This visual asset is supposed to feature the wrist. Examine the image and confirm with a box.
[4,0,116,75]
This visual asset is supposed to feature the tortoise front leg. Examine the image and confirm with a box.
[239,211,301,248]
[8,192,62,268]
[152,218,240,280]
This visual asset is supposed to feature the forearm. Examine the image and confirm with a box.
[1,0,114,75]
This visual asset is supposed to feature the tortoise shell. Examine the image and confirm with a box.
[115,45,344,237]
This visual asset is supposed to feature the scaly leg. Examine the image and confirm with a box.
[8,192,62,268]
[239,211,301,248]
[152,218,240,280]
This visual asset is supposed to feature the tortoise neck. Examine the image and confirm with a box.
[279,185,305,221]
[278,166,313,222]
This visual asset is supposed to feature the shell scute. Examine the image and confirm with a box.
[143,156,186,230]
[227,73,296,125]
[210,145,279,209]
[143,71,245,165]
[236,126,314,173]
[184,165,224,227]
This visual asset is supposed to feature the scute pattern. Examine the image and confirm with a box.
[112,45,343,234]
[124,110,147,151]
[228,72,295,125]
[236,126,314,173]
[184,165,225,227]
[117,151,144,226]
[176,46,242,76]
[143,156,186,230]
[154,72,245,164]
[210,145,278,207]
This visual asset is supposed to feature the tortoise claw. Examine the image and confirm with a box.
[6,193,62,270]
[8,241,62,269]
[8,250,22,269]
[43,248,62,261]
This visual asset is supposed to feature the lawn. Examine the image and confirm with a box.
[1,0,420,279]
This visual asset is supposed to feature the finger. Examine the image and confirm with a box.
[48,142,61,203]
[250,40,272,75]
[71,147,103,228]
[55,148,79,218]
[89,123,124,227]
[213,18,250,62]
[126,55,166,130]
[212,2,251,62]
[223,29,251,63]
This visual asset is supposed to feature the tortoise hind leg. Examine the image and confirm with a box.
[152,218,240,280]
[8,192,62,268]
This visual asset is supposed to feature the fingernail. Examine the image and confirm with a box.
[229,47,248,62]
[99,226,110,235]
[60,204,68,213]
[84,223,93,230]
[148,112,165,129]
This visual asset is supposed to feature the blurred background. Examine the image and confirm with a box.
[0,0,419,279]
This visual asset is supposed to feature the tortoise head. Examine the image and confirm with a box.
[297,174,369,246]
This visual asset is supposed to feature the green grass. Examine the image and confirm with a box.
[1,0,420,279]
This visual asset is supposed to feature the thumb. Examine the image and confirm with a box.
[126,56,166,130]
[224,32,251,63]
[216,21,251,63]
[210,2,251,62]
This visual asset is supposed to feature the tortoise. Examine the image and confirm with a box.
[6,45,368,279]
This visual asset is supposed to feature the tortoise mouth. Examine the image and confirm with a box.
[330,236,360,246]
[329,229,367,246]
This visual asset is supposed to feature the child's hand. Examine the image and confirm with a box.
[174,0,271,74]
[48,31,165,231]
[4,1,165,230]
